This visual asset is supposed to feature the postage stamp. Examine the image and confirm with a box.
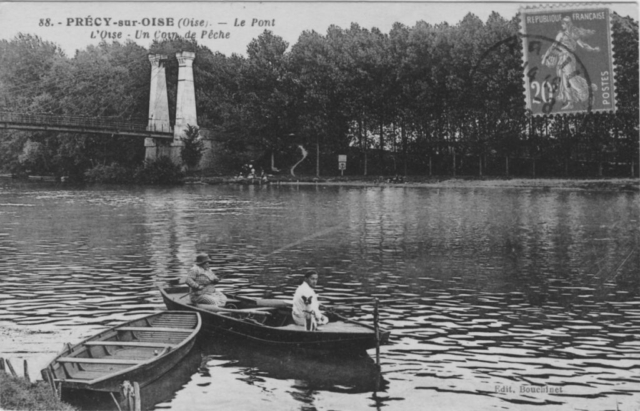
[520,6,616,116]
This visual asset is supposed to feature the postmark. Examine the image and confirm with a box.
[520,5,616,116]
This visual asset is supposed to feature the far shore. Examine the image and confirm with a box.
[196,176,640,192]
[3,173,638,192]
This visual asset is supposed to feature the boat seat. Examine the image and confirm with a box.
[228,308,274,316]
[254,299,293,307]
[54,377,100,384]
[84,341,175,348]
[53,369,109,382]
[237,307,276,312]
[197,304,275,316]
[59,370,114,381]
[116,327,194,333]
[243,318,268,326]
[277,322,369,333]
[188,298,241,308]
[57,357,141,365]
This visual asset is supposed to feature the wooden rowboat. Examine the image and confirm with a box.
[41,311,201,393]
[159,286,390,353]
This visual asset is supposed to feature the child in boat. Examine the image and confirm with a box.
[292,271,329,329]
[183,253,228,307]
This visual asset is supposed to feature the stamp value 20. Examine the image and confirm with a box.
[520,6,616,116]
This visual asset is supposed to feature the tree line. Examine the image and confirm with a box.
[0,11,637,180]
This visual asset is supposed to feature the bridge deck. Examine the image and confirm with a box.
[0,112,174,139]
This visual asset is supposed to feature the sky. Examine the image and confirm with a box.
[0,1,638,56]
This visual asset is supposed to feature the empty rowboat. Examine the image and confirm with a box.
[41,311,201,393]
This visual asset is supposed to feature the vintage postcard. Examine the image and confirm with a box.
[0,2,638,411]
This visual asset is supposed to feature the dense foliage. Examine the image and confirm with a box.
[181,124,206,172]
[0,12,637,180]
[84,157,184,184]
[84,162,133,184]
[133,156,185,185]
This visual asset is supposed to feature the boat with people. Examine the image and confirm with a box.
[159,285,390,352]
[41,311,201,394]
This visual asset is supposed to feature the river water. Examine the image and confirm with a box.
[1,181,639,411]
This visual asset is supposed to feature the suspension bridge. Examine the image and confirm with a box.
[0,111,173,139]
[0,52,199,163]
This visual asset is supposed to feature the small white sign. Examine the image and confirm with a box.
[338,155,347,174]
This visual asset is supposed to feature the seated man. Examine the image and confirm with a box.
[183,253,227,307]
[292,271,329,330]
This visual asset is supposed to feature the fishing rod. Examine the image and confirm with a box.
[603,244,637,282]
[222,223,344,283]
[174,224,344,294]
[245,223,344,265]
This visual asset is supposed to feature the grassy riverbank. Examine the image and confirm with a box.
[0,372,76,411]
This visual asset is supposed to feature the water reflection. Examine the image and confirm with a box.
[203,338,384,393]
[0,181,639,410]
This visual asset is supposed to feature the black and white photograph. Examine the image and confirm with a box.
[0,1,638,410]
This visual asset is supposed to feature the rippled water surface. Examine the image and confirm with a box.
[1,181,639,411]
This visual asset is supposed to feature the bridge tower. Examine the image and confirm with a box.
[145,51,200,164]
[145,54,172,160]
[171,51,199,164]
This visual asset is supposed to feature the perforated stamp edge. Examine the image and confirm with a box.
[519,3,617,117]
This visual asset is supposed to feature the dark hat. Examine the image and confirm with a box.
[304,270,318,279]
[195,253,211,265]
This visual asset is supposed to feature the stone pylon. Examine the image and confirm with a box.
[145,54,172,160]
[171,51,198,164]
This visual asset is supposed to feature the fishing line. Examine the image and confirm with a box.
[217,224,344,284]
[218,224,345,298]
[260,223,342,260]
[589,242,639,301]
[603,243,638,282]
